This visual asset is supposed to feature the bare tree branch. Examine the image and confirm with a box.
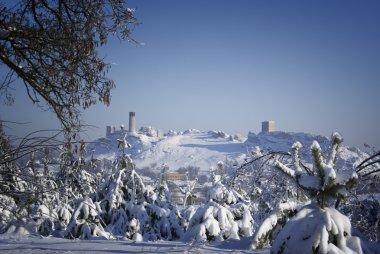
[0,0,139,130]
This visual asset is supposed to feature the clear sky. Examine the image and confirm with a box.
[1,0,380,148]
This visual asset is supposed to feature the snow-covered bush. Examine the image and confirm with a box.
[228,147,297,226]
[208,130,230,139]
[233,133,244,142]
[165,129,178,136]
[183,166,254,242]
[40,149,59,210]
[94,129,184,241]
[139,126,160,137]
[65,197,111,239]
[271,203,364,254]
[184,202,239,241]
[55,204,72,231]
[341,197,380,242]
[178,172,197,207]
[31,204,55,236]
[250,201,299,249]
[57,140,98,208]
[251,132,371,253]
[97,161,185,240]
[0,194,17,233]
[274,132,357,209]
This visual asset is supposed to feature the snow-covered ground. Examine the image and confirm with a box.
[0,234,269,254]
[89,128,368,173]
[2,128,375,253]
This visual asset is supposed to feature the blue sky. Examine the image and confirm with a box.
[1,0,380,148]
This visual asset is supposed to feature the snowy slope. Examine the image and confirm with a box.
[246,131,368,169]
[89,129,247,172]
[88,128,368,174]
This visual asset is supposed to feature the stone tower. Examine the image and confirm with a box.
[262,120,275,133]
[129,112,136,133]
[106,125,114,137]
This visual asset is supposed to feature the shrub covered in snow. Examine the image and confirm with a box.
[208,130,230,139]
[65,197,111,239]
[139,126,160,137]
[57,141,97,207]
[182,166,254,242]
[341,197,380,242]
[274,132,357,209]
[91,131,185,241]
[250,201,299,249]
[0,194,17,233]
[95,161,185,240]
[271,203,364,254]
[251,132,373,253]
[55,204,72,231]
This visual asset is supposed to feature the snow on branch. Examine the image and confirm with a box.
[274,132,358,208]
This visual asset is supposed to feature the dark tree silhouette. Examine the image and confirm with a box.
[0,0,138,129]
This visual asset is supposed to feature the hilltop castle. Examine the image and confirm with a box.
[262,120,275,132]
[106,111,136,137]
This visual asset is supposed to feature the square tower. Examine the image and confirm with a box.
[262,121,275,132]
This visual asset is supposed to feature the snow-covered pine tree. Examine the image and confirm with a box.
[64,197,111,239]
[73,141,97,198]
[251,132,367,253]
[0,122,29,233]
[183,162,254,242]
[178,172,197,207]
[56,138,75,205]
[28,148,60,237]
[56,137,98,236]
[228,147,296,228]
[155,164,171,202]
[40,148,59,211]
[94,127,184,241]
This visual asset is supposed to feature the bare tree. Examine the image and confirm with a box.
[0,0,138,130]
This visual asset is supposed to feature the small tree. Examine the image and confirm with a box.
[183,162,254,242]
[93,131,184,241]
[251,132,366,253]
[64,197,111,239]
[274,132,357,209]
[178,172,197,207]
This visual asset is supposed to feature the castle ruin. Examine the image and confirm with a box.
[262,120,275,132]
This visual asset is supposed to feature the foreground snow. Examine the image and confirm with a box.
[0,234,269,254]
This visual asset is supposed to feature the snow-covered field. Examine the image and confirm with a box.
[0,234,269,254]
[89,128,367,173]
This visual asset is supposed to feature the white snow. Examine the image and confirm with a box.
[0,233,269,254]
[89,130,368,175]
[2,129,375,253]
[271,203,365,254]
[90,130,248,173]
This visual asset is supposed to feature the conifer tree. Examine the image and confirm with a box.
[251,133,365,253]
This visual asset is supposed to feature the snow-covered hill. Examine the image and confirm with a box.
[88,128,368,174]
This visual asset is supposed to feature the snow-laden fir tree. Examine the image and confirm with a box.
[55,137,98,236]
[94,126,184,240]
[251,132,369,253]
[156,164,171,202]
[227,147,297,227]
[57,139,98,204]
[0,122,29,233]
[178,171,197,207]
[183,162,254,242]
[64,197,111,239]
[27,148,61,236]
